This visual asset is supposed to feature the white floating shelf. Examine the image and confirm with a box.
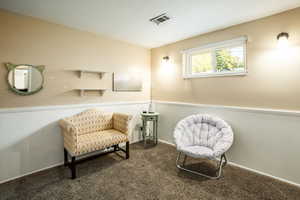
[75,70,107,79]
[75,88,107,97]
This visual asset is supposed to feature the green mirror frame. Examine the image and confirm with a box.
[5,63,45,96]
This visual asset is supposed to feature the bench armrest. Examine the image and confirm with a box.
[113,113,133,135]
[59,119,78,154]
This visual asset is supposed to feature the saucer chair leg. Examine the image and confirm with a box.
[215,154,227,178]
[176,152,227,179]
[182,154,187,166]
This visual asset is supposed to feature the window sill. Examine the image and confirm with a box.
[183,71,247,79]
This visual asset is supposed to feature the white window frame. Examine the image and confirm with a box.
[182,36,247,79]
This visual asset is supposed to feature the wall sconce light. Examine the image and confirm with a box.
[163,56,170,62]
[277,32,289,48]
[160,56,174,75]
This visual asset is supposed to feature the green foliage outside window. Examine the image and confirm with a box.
[191,48,244,74]
[216,49,244,72]
[192,52,213,73]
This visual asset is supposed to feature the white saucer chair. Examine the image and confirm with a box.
[174,114,234,179]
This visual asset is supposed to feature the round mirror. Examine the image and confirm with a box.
[5,63,45,95]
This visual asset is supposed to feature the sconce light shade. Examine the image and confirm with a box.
[163,56,170,61]
[277,32,289,48]
[277,32,289,40]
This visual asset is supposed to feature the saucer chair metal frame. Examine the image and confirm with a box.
[176,152,228,179]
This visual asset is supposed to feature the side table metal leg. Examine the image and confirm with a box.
[155,119,158,145]
[152,120,155,144]
[143,120,147,148]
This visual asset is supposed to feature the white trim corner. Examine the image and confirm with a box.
[0,162,64,185]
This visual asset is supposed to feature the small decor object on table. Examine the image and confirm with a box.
[141,112,159,148]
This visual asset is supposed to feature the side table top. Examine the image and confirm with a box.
[141,112,160,116]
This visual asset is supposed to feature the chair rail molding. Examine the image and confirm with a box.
[0,101,150,114]
[153,100,300,117]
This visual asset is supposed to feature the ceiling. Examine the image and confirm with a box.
[0,0,300,48]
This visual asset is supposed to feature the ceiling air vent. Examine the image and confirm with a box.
[150,13,170,25]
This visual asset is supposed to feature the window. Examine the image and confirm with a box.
[182,37,247,78]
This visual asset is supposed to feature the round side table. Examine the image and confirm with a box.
[141,112,159,148]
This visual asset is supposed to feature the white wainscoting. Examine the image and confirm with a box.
[154,100,300,187]
[2,100,300,187]
[0,101,149,184]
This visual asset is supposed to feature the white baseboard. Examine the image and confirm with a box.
[0,140,141,185]
[2,139,300,188]
[158,139,300,188]
[158,139,175,146]
[227,161,300,188]
[0,162,64,185]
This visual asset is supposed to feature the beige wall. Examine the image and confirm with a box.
[2,7,300,110]
[0,9,150,108]
[151,7,300,110]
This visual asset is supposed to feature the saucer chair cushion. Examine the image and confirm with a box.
[174,114,234,159]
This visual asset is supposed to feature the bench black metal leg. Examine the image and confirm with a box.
[126,141,130,159]
[65,142,128,179]
[71,156,76,179]
[114,144,119,151]
[64,148,68,166]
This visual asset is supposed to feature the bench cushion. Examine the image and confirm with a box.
[72,129,128,156]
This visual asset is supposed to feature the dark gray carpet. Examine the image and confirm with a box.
[1,142,300,200]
